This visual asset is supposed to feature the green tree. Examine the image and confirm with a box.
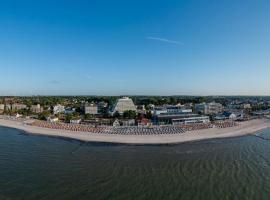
[38,110,51,120]
[123,110,137,119]
[113,111,120,118]
[145,111,152,119]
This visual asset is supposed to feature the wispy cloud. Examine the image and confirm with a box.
[147,36,184,45]
[49,80,61,84]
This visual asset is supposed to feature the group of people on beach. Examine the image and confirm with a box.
[30,121,107,133]
[106,126,185,135]
[213,121,238,128]
[29,120,238,135]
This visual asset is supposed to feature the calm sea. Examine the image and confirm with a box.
[1,126,270,200]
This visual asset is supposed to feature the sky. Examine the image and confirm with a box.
[0,0,270,96]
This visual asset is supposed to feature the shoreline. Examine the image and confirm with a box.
[0,118,269,145]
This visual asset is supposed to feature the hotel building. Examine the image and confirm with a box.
[112,97,137,115]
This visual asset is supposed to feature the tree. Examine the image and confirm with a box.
[145,111,152,119]
[113,111,120,118]
[65,114,73,123]
[123,110,137,119]
[38,110,51,120]
[84,113,93,120]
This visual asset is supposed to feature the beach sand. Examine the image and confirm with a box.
[0,118,269,144]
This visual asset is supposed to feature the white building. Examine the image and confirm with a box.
[172,116,210,125]
[195,102,223,115]
[153,105,192,116]
[113,119,120,127]
[112,97,137,115]
[153,107,167,115]
[207,102,223,114]
[30,104,43,113]
[64,108,76,115]
[70,119,81,124]
[0,104,4,110]
[12,103,27,111]
[167,106,192,114]
[84,103,98,115]
[53,105,65,114]
[47,117,59,123]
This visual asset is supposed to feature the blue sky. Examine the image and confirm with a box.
[0,0,270,96]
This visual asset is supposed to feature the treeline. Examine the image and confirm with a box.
[1,95,270,107]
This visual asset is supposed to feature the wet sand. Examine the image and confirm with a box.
[0,118,269,144]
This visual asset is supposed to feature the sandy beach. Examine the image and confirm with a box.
[0,118,269,144]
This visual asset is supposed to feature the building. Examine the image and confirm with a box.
[53,104,65,114]
[195,102,223,115]
[64,108,76,115]
[47,116,59,123]
[214,111,243,121]
[172,116,210,125]
[12,103,27,111]
[153,105,192,115]
[228,103,251,110]
[207,102,223,114]
[113,119,120,127]
[194,103,207,114]
[167,105,192,114]
[154,113,209,125]
[30,104,43,113]
[252,109,270,116]
[112,97,137,115]
[84,103,98,115]
[0,104,4,114]
[153,107,167,115]
[97,101,108,114]
[70,119,81,124]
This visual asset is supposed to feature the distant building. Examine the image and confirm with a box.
[154,112,210,125]
[153,107,167,115]
[84,103,98,115]
[252,109,270,116]
[214,111,242,121]
[4,98,14,104]
[172,115,210,125]
[53,105,65,114]
[112,97,137,115]
[113,119,120,127]
[228,103,251,110]
[153,105,192,115]
[167,105,192,114]
[97,101,108,113]
[30,104,43,113]
[0,104,4,114]
[70,119,81,124]
[207,102,223,114]
[64,108,76,115]
[12,103,27,111]
[195,102,223,115]
[47,116,59,123]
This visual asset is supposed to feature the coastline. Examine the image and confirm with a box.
[0,118,269,145]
